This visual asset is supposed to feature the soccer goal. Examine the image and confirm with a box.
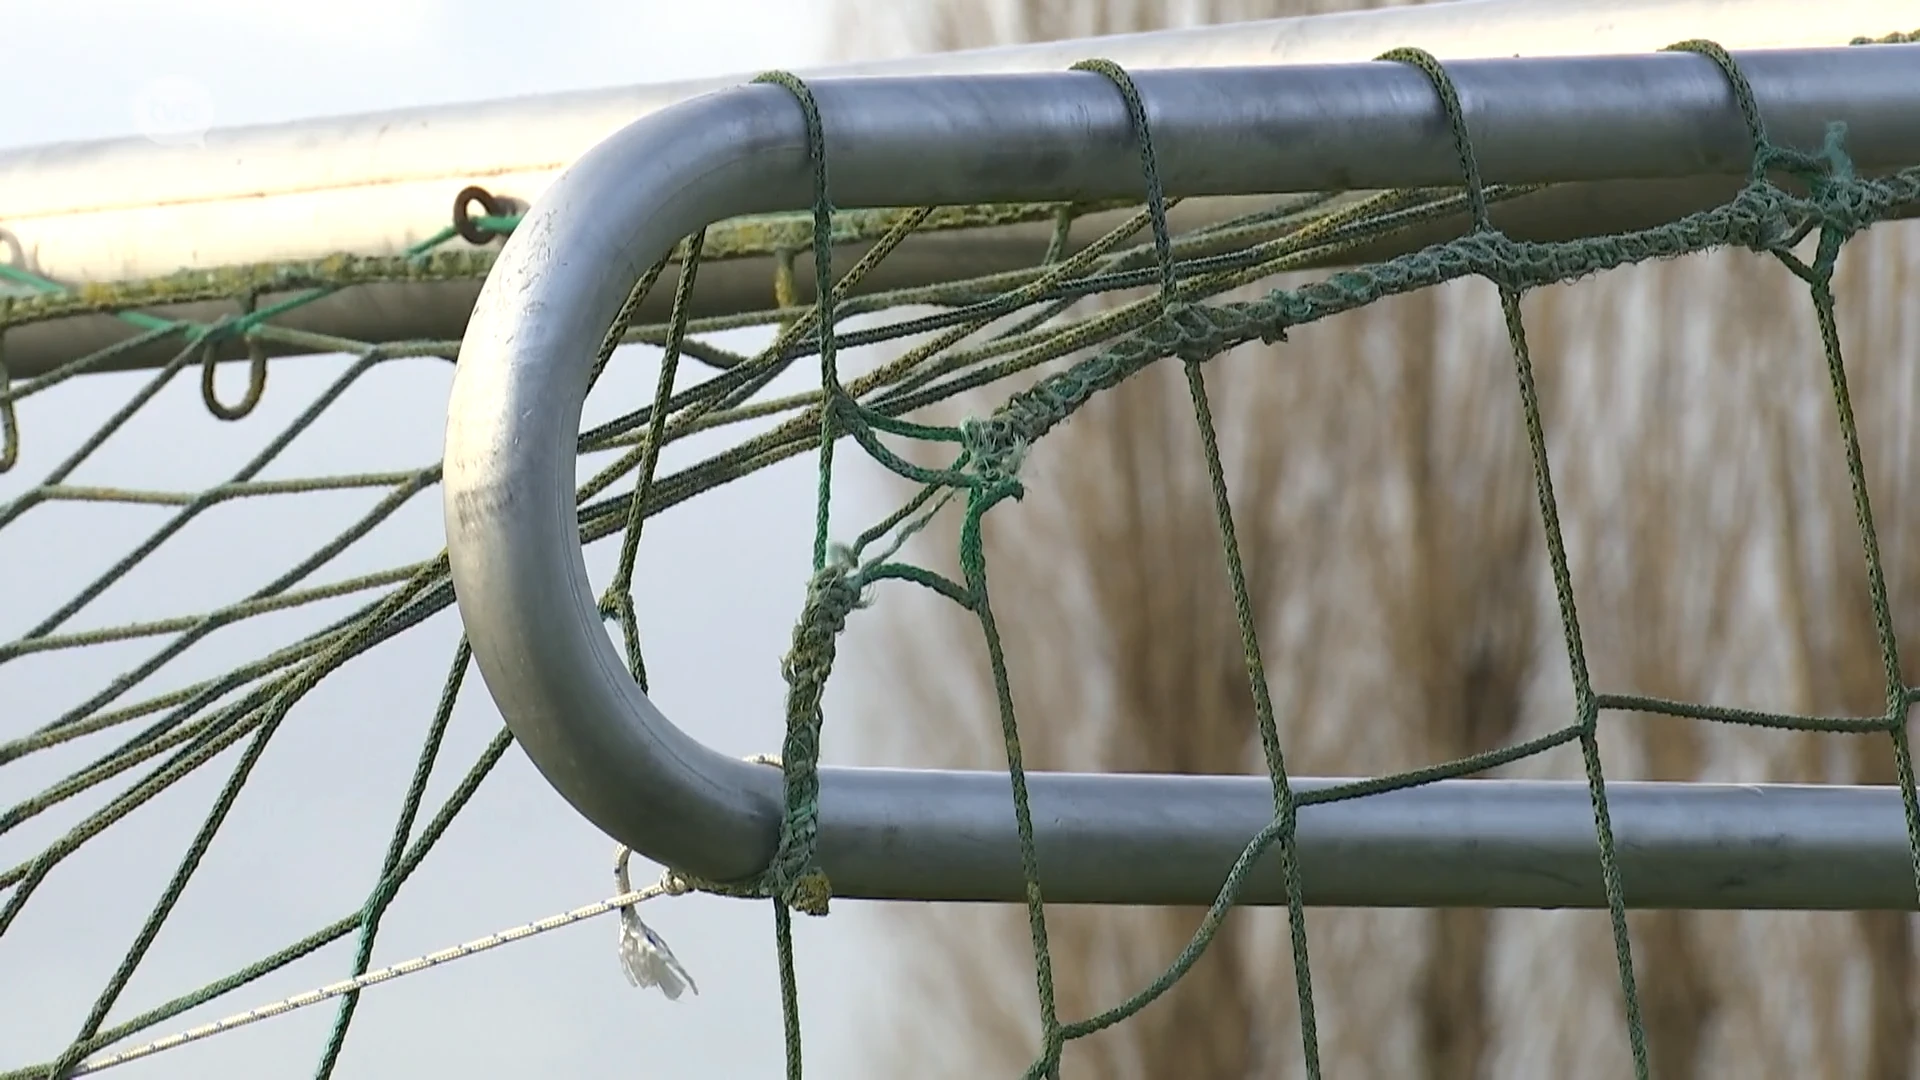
[4,0,1917,1077]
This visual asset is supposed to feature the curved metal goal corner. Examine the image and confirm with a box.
[443,43,1920,912]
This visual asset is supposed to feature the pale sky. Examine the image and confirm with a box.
[0,2,914,1077]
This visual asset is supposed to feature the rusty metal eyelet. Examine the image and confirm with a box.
[452,185,511,246]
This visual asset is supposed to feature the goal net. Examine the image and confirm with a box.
[3,4,1918,1079]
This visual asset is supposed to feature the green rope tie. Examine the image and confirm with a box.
[761,549,865,916]
[695,68,848,925]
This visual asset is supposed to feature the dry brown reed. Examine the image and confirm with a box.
[831,2,1920,1076]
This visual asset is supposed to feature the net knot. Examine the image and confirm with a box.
[1722,182,1799,256]
[1802,124,1877,242]
[960,415,1032,494]
[1158,299,1231,364]
[1731,123,1891,281]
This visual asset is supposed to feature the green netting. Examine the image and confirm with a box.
[1,36,1918,1080]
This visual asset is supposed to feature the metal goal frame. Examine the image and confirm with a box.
[441,42,1920,911]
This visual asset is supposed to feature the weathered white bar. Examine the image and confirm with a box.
[0,0,1907,376]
